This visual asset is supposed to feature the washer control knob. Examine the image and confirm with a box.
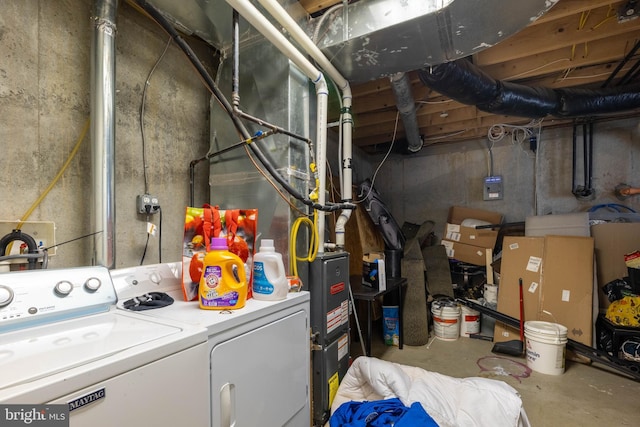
[0,285,14,307]
[149,272,161,284]
[54,280,74,297]
[84,277,102,292]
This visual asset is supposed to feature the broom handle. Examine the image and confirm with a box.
[519,278,524,342]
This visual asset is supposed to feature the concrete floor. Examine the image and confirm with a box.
[351,325,640,426]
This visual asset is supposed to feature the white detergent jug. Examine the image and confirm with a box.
[252,239,288,301]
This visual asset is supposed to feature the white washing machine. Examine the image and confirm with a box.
[0,266,209,427]
[111,263,311,427]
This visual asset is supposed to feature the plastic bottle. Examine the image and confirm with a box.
[252,239,288,301]
[199,237,248,310]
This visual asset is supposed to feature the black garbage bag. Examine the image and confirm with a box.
[603,277,638,302]
[357,179,405,251]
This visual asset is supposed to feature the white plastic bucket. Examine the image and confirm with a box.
[524,321,568,375]
[431,302,461,341]
[459,304,480,337]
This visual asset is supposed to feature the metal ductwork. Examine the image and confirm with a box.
[418,59,640,118]
[315,0,559,83]
[146,0,306,51]
[389,73,422,152]
[91,0,118,268]
[144,0,558,83]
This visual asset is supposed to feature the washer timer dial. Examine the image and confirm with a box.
[54,280,74,297]
[84,277,102,292]
[0,285,14,307]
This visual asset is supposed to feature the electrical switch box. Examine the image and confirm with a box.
[483,175,503,201]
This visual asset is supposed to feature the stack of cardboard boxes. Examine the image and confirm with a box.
[439,207,639,355]
[441,206,503,266]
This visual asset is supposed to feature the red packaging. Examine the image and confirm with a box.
[182,205,257,301]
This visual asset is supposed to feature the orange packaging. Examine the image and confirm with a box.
[624,250,640,269]
[182,205,257,301]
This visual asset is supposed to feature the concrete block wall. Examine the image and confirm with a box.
[373,117,640,239]
[0,0,212,268]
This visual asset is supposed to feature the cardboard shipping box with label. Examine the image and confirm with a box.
[494,235,594,346]
[441,206,503,265]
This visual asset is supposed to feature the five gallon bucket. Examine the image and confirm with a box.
[459,304,481,337]
[432,301,461,341]
[524,321,568,375]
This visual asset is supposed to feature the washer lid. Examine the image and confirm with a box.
[0,311,181,390]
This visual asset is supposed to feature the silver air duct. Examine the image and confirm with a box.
[91,0,118,268]
[389,72,422,152]
[315,0,558,83]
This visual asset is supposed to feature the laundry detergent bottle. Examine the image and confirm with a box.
[199,237,247,310]
[252,239,288,301]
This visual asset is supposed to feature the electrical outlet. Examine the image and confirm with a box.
[137,194,160,214]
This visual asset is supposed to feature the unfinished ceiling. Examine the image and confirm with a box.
[301,0,640,153]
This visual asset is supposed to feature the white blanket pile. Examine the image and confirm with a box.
[331,356,531,427]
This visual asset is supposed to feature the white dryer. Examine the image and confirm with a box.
[0,266,209,427]
[112,263,311,427]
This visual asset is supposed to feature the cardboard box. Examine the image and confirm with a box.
[541,235,594,345]
[494,237,544,343]
[362,252,386,291]
[444,206,503,249]
[494,235,594,346]
[441,240,489,265]
[343,203,385,277]
[591,223,640,310]
[441,206,503,265]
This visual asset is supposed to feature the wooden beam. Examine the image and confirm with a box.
[475,4,636,66]
[299,0,342,14]
[533,0,625,25]
[482,30,640,82]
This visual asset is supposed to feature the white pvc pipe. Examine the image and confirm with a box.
[257,0,349,91]
[225,0,330,253]
[316,81,329,254]
[226,0,322,83]
[257,0,355,249]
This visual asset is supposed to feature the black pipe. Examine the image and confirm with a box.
[457,298,640,382]
[572,122,577,193]
[0,229,39,270]
[189,157,206,207]
[134,0,353,213]
[583,122,588,190]
[189,130,277,206]
[619,57,640,87]
[588,120,594,193]
[603,40,640,88]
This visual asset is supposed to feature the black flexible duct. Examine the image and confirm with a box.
[0,230,39,270]
[134,0,352,212]
[418,59,640,119]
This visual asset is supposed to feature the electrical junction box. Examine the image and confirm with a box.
[137,194,160,214]
[483,175,503,201]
